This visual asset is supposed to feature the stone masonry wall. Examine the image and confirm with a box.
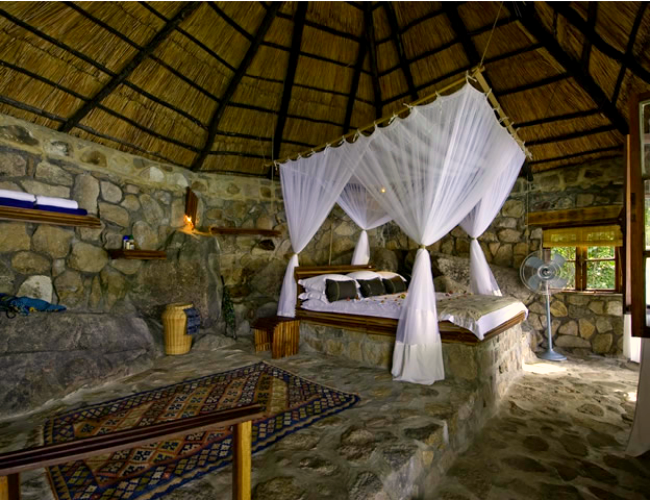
[0,113,389,412]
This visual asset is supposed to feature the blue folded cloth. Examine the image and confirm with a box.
[0,293,66,316]
[184,307,201,336]
[35,205,88,216]
[0,197,35,209]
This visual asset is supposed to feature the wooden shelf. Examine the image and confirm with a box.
[0,205,101,228]
[209,227,281,237]
[108,250,167,260]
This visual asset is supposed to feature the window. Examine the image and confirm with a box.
[542,224,623,292]
[543,245,621,292]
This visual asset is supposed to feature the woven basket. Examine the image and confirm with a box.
[162,303,193,355]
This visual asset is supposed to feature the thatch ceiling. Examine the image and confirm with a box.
[0,1,647,177]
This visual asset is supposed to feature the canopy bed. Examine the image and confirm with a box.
[294,265,527,345]
[275,77,527,385]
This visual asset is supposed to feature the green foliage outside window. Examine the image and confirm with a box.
[551,247,576,289]
[547,246,616,290]
[586,246,615,290]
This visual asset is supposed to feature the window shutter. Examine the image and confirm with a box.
[543,225,623,248]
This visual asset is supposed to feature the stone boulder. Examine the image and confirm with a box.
[130,231,222,337]
[0,313,156,416]
[429,252,534,302]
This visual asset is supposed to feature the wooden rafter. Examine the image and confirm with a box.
[272,2,307,161]
[551,3,650,86]
[528,145,623,165]
[344,39,368,134]
[59,2,200,133]
[515,3,628,136]
[445,2,480,65]
[517,109,600,128]
[384,2,417,100]
[580,2,598,71]
[191,2,281,171]
[364,5,382,118]
[495,73,570,97]
[612,2,648,105]
[526,125,617,147]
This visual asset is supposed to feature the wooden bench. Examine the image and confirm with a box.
[0,404,264,500]
[252,316,300,358]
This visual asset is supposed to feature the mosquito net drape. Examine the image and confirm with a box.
[349,84,525,384]
[277,142,364,317]
[460,149,525,296]
[337,180,392,265]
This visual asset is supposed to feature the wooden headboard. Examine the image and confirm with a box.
[294,264,374,309]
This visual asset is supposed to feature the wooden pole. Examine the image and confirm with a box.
[232,421,252,500]
[0,474,20,500]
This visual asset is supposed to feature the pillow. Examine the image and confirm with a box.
[299,274,354,295]
[347,270,382,281]
[383,276,407,294]
[325,279,358,302]
[298,290,328,302]
[357,278,386,298]
[376,271,407,282]
[433,276,469,295]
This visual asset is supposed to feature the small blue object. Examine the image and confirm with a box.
[184,307,201,335]
[0,293,66,317]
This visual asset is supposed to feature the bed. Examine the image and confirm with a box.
[294,265,528,345]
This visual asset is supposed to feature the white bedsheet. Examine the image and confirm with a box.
[300,292,528,340]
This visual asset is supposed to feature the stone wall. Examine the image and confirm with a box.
[300,321,532,411]
[0,113,383,413]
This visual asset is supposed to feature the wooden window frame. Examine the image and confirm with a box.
[543,246,621,293]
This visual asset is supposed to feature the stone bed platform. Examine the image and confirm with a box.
[0,335,523,500]
[300,322,533,412]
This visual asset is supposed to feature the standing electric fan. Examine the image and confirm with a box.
[520,251,570,361]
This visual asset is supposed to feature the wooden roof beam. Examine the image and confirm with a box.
[191,2,281,171]
[272,2,307,161]
[517,109,600,128]
[384,2,417,101]
[343,40,368,134]
[612,2,647,105]
[445,2,480,65]
[515,3,628,135]
[580,2,598,72]
[364,5,382,118]
[528,145,623,165]
[495,73,570,97]
[526,125,617,146]
[551,3,650,86]
[58,3,200,133]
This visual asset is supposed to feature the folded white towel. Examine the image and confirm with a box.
[0,189,35,202]
[35,196,78,210]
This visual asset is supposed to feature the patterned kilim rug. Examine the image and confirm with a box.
[43,361,359,500]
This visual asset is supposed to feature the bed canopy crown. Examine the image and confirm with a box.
[276,80,526,385]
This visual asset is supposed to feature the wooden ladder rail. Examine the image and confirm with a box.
[0,404,264,500]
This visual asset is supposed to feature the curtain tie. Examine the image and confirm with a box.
[470,237,478,241]
[418,244,426,249]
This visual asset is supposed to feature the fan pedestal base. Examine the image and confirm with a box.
[537,349,567,362]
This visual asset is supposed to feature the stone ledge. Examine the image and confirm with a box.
[0,313,157,416]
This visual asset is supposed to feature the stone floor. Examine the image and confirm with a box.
[0,338,497,500]
[0,340,645,500]
[434,354,648,500]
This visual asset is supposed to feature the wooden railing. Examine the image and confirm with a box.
[0,404,264,500]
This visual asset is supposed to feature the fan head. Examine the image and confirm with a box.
[520,250,569,295]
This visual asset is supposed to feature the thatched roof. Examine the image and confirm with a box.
[0,1,647,176]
